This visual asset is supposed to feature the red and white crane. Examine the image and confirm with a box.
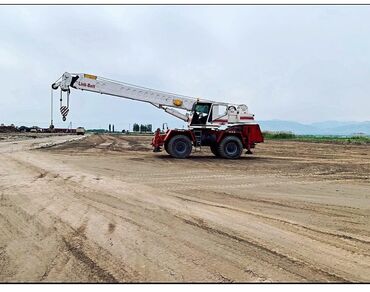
[52,72,263,159]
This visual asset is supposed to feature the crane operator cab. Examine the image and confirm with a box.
[190,102,238,127]
[190,102,212,126]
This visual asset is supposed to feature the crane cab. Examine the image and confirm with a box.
[190,102,213,126]
[189,102,254,128]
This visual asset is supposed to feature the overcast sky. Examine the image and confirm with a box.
[0,5,369,130]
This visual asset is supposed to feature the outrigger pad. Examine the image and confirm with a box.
[153,147,162,152]
[246,149,253,155]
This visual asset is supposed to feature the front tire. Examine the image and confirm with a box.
[167,135,192,158]
[164,141,169,154]
[218,136,243,159]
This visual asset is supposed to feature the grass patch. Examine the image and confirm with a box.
[263,131,370,144]
[263,132,296,139]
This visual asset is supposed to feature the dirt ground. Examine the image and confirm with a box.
[0,133,369,282]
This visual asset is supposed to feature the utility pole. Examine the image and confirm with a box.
[50,89,54,129]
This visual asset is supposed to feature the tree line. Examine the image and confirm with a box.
[132,123,152,133]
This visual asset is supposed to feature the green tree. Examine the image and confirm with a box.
[133,123,140,132]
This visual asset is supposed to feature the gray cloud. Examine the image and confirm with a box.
[0,5,369,130]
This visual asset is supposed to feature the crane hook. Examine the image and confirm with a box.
[59,89,70,121]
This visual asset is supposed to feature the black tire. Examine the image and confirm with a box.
[218,136,243,159]
[164,141,169,154]
[167,135,192,158]
[210,144,220,157]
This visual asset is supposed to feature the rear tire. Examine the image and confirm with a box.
[218,136,243,159]
[167,135,192,158]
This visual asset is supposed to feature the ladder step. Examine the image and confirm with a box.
[194,130,202,147]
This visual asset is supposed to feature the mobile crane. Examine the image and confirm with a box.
[52,72,263,159]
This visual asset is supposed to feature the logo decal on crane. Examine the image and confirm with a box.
[78,82,96,89]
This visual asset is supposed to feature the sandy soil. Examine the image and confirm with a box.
[0,133,369,283]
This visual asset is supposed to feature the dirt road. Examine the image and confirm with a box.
[0,133,369,282]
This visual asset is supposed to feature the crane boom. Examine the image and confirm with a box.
[52,72,210,122]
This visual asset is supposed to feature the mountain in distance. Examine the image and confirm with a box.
[258,120,370,136]
[310,121,357,129]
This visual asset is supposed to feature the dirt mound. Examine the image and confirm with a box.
[47,134,152,153]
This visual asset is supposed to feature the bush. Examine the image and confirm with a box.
[263,131,296,139]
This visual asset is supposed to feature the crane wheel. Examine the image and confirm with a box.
[218,136,243,159]
[167,135,192,159]
[210,144,221,157]
[164,141,169,154]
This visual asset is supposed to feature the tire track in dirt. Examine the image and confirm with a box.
[1,154,283,281]
[0,157,141,282]
[178,216,348,282]
[35,169,368,281]
[172,194,370,245]
[1,192,139,282]
[11,149,370,281]
[1,134,369,282]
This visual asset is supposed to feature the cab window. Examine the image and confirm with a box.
[191,103,211,125]
[210,105,228,121]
